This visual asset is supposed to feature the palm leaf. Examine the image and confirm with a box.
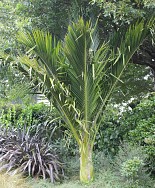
[16,17,154,147]
[93,19,155,129]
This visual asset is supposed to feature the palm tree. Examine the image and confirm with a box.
[16,18,154,183]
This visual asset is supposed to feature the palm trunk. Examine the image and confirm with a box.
[79,142,94,183]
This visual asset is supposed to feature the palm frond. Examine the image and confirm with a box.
[16,17,154,147]
[94,18,155,127]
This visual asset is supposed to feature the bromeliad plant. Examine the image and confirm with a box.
[14,18,154,183]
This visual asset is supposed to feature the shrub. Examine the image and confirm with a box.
[123,95,155,173]
[128,118,155,172]
[0,104,23,128]
[120,157,144,179]
[0,103,50,129]
[113,143,153,187]
[0,127,64,183]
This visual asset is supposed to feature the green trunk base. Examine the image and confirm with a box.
[79,144,94,183]
[80,163,94,183]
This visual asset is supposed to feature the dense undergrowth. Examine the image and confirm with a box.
[1,147,154,188]
[0,95,155,187]
[1,142,155,188]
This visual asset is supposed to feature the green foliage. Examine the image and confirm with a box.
[16,17,153,143]
[0,58,34,107]
[62,155,79,178]
[1,0,154,106]
[0,127,64,183]
[6,83,32,104]
[113,64,153,103]
[90,0,155,102]
[123,95,155,172]
[114,143,146,171]
[30,159,154,188]
[60,131,78,157]
[28,171,124,188]
[0,0,31,49]
[0,103,46,129]
[58,106,123,157]
[29,145,155,187]
[120,157,144,178]
[0,1,33,107]
[27,0,73,38]
[94,106,123,155]
[113,143,153,187]
[91,0,155,26]
[0,103,63,142]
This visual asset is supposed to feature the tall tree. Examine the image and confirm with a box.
[14,18,154,183]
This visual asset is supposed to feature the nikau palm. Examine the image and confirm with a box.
[16,18,154,183]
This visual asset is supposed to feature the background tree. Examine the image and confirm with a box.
[0,0,31,50]
[0,0,34,106]
[90,0,155,101]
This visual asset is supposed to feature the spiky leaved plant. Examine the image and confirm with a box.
[0,127,64,182]
[9,17,155,183]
